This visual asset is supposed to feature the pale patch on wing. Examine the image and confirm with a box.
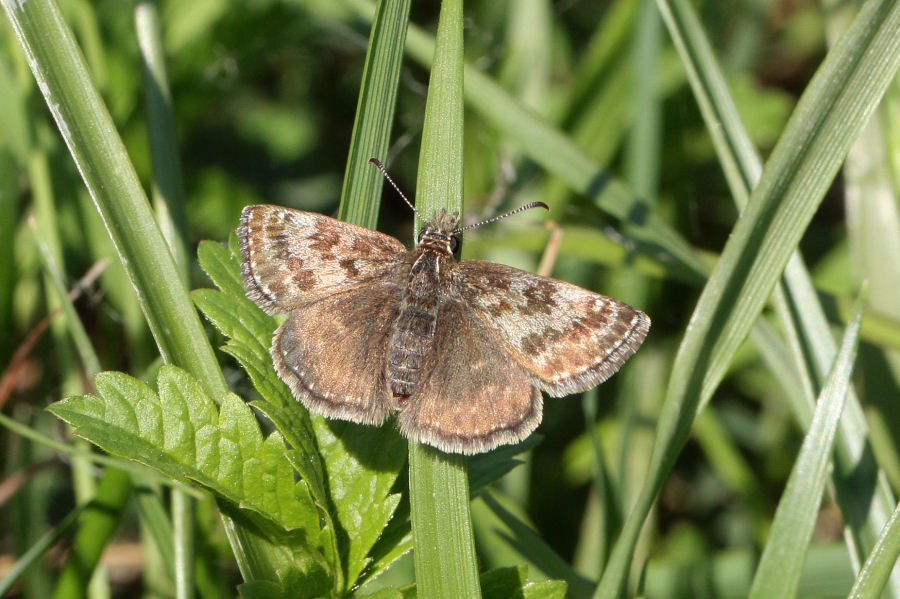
[453,261,650,397]
[398,297,542,455]
[272,281,402,425]
[239,205,408,313]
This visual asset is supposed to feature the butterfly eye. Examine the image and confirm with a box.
[450,234,461,254]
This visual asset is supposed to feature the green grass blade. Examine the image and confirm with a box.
[657,0,900,591]
[0,0,227,399]
[304,3,413,588]
[848,500,900,599]
[135,0,189,283]
[406,1,481,594]
[51,467,132,599]
[748,293,864,599]
[338,0,411,226]
[596,1,900,596]
[28,217,102,377]
[339,0,707,281]
[477,491,595,599]
[0,503,86,597]
[132,482,176,583]
[654,0,761,205]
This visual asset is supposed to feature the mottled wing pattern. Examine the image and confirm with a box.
[453,261,650,397]
[398,296,542,455]
[272,280,403,425]
[239,204,407,314]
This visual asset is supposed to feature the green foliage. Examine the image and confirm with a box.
[50,367,335,593]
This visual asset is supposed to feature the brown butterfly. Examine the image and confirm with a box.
[239,162,649,454]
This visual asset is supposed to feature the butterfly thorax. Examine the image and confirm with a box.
[386,210,461,404]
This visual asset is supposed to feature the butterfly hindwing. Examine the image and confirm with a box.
[452,260,650,397]
[398,295,542,455]
[240,205,407,314]
[272,280,403,424]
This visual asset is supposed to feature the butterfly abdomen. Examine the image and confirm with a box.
[387,250,443,402]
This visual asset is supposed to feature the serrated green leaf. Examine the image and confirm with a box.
[49,366,320,535]
[223,341,296,409]
[314,418,406,587]
[49,365,337,592]
[238,580,290,599]
[254,402,328,505]
[222,501,333,599]
[193,288,274,350]
[195,237,324,493]
[522,581,569,599]
[197,239,246,299]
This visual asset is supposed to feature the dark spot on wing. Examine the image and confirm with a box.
[520,332,543,355]
[308,227,341,251]
[292,269,316,290]
[521,280,557,315]
[340,257,360,278]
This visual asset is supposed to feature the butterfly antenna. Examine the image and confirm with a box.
[369,158,426,223]
[456,201,550,233]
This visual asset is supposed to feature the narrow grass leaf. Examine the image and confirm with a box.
[0,504,85,597]
[747,294,864,598]
[848,500,900,599]
[0,0,227,399]
[657,0,900,591]
[337,0,410,226]
[50,468,131,599]
[598,2,900,597]
[480,492,595,599]
[135,0,190,282]
[404,0,481,597]
[322,4,413,588]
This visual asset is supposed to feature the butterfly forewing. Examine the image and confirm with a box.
[398,296,542,455]
[452,260,650,397]
[240,204,406,313]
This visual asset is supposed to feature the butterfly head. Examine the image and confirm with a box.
[369,157,550,257]
[417,209,462,256]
